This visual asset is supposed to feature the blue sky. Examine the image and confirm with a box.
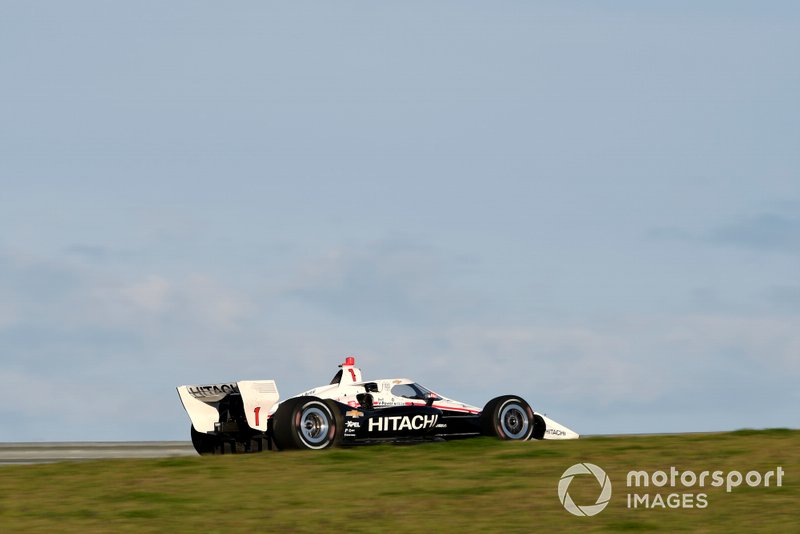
[1,2,798,441]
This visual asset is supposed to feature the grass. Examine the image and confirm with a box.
[0,429,797,533]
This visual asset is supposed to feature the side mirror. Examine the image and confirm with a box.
[425,393,440,407]
[357,393,374,410]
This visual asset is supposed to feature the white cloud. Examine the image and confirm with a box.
[649,211,800,256]
[89,273,252,331]
[363,314,800,414]
[2,242,799,440]
[286,240,480,324]
[0,303,17,329]
[667,314,800,372]
[708,213,800,253]
[178,274,253,329]
[118,275,171,313]
[407,323,661,406]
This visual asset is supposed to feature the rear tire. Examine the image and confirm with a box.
[480,395,535,440]
[190,425,221,455]
[272,396,341,450]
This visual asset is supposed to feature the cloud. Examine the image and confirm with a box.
[0,303,17,329]
[3,242,799,440]
[419,323,655,406]
[0,247,255,371]
[707,213,800,253]
[175,275,254,329]
[650,211,800,255]
[0,246,265,439]
[670,314,800,373]
[287,240,480,324]
[0,248,252,333]
[377,313,800,417]
[63,244,113,262]
[0,249,83,306]
[764,285,800,312]
[118,275,171,313]
[646,227,694,241]
[94,274,251,328]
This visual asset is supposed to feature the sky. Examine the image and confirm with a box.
[1,2,798,441]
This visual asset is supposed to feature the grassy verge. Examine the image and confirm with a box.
[1,429,797,532]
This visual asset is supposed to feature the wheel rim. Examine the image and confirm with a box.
[499,402,530,439]
[299,405,331,448]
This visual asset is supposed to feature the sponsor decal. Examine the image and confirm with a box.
[546,428,567,437]
[346,410,364,418]
[345,421,361,429]
[187,384,238,398]
[368,414,439,432]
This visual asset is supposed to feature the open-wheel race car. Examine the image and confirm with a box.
[177,357,578,454]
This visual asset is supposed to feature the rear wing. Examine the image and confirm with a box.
[177,380,280,433]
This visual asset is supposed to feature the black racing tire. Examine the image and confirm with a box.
[479,395,535,441]
[190,425,221,455]
[272,396,341,450]
[323,399,345,447]
[479,397,502,437]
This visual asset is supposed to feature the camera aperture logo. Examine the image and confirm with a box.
[558,463,612,516]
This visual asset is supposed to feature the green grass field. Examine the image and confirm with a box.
[1,429,797,533]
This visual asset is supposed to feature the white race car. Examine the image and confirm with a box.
[178,357,579,454]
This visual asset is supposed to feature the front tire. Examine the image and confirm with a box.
[480,395,535,440]
[272,396,341,450]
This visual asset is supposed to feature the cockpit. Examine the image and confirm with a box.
[390,382,438,401]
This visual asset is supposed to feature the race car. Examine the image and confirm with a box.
[177,357,578,454]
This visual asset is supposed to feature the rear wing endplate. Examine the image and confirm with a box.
[177,380,280,433]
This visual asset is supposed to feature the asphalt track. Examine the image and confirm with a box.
[0,433,719,464]
[0,442,196,465]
